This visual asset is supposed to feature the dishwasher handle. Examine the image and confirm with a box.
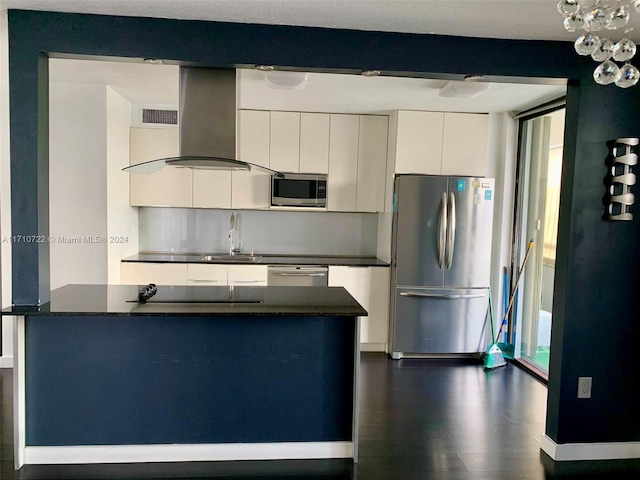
[267,266,329,287]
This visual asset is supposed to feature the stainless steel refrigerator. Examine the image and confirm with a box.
[389,174,495,359]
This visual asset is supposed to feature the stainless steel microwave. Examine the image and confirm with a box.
[271,173,327,207]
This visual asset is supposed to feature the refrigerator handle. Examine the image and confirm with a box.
[437,192,447,269]
[446,192,456,269]
[400,292,485,299]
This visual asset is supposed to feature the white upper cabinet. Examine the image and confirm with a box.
[328,114,360,212]
[231,170,271,209]
[392,111,445,175]
[129,128,192,207]
[269,111,300,173]
[192,170,232,208]
[268,111,330,174]
[129,109,393,211]
[300,113,330,174]
[356,115,388,213]
[237,110,270,167]
[441,112,489,177]
[389,110,489,177]
[234,110,271,209]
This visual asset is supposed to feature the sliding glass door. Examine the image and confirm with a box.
[512,108,565,376]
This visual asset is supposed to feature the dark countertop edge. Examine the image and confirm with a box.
[1,285,368,317]
[1,310,366,317]
[121,253,390,267]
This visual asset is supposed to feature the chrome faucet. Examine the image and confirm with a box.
[229,212,240,255]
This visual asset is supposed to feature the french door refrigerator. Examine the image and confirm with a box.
[389,174,495,359]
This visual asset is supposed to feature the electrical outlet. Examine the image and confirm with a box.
[578,377,592,399]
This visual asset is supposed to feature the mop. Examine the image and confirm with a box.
[484,239,536,369]
[483,288,506,369]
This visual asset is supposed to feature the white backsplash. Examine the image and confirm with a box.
[138,208,378,256]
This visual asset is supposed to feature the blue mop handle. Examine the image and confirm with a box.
[502,267,509,343]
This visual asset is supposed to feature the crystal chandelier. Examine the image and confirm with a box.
[558,0,640,87]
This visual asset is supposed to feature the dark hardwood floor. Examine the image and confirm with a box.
[2,353,640,479]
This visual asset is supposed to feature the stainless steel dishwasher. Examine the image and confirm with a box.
[267,265,329,287]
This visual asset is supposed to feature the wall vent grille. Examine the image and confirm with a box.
[142,108,178,125]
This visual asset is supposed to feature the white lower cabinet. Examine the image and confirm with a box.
[328,266,390,351]
[227,265,268,286]
[187,264,228,285]
[122,262,268,286]
[120,262,188,285]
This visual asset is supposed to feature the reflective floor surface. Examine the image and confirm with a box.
[2,353,640,479]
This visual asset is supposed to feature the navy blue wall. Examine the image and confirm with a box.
[7,9,640,447]
[26,314,355,445]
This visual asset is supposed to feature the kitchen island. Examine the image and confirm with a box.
[2,284,366,469]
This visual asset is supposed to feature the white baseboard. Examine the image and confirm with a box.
[541,434,640,461]
[360,343,386,352]
[0,355,12,368]
[22,442,354,465]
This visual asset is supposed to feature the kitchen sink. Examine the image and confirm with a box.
[200,254,263,263]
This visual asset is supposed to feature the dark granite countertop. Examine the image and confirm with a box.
[1,284,368,317]
[121,252,389,267]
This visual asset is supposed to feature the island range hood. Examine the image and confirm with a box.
[124,67,281,176]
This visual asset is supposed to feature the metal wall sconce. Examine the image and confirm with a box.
[605,137,636,221]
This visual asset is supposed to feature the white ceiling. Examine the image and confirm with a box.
[34,1,572,113]
[49,58,565,114]
[3,0,639,43]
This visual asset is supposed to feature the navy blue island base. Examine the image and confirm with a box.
[4,285,365,468]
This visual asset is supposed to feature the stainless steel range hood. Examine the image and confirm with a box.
[124,67,281,175]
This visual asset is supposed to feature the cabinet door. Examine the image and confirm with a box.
[231,171,271,209]
[227,265,268,285]
[329,266,390,350]
[441,112,489,177]
[328,114,359,212]
[187,263,228,285]
[393,111,444,174]
[234,110,271,209]
[356,115,388,212]
[270,111,300,173]
[120,262,188,285]
[300,113,330,174]
[193,170,231,208]
[238,110,270,167]
[129,128,192,207]
[192,171,232,208]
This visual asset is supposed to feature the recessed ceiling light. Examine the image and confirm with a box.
[361,69,381,77]
[255,65,275,71]
[264,71,308,89]
[439,80,490,98]
[143,58,164,65]
[464,74,485,82]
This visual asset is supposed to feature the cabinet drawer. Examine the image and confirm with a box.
[227,265,268,285]
[120,262,188,285]
[187,264,228,285]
